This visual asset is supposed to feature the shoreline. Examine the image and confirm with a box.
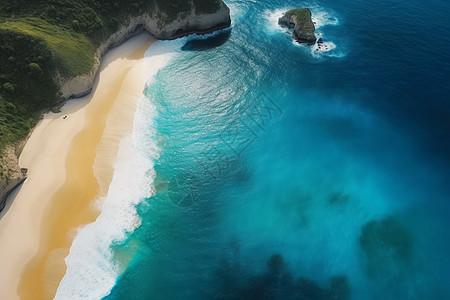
[0,1,232,204]
[0,33,155,300]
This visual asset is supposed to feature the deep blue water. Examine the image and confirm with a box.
[104,0,450,299]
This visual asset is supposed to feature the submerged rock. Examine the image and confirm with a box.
[359,217,412,278]
[278,8,317,45]
[328,192,350,205]
[328,276,351,300]
[212,252,351,300]
[267,254,284,274]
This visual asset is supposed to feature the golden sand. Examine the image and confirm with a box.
[0,33,155,300]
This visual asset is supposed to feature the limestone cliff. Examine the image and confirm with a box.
[59,1,231,99]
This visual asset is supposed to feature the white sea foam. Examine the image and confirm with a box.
[309,5,339,28]
[310,40,336,53]
[263,8,295,35]
[263,4,341,58]
[54,41,182,300]
[226,1,248,24]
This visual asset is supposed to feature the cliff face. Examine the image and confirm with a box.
[278,8,316,45]
[60,1,231,99]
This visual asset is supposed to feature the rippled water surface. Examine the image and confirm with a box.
[64,0,450,299]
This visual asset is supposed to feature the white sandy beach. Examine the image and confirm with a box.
[0,33,155,300]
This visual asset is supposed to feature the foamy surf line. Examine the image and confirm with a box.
[54,40,184,300]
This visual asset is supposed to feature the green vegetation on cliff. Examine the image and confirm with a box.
[0,29,58,177]
[0,0,225,179]
[0,96,37,158]
[0,0,222,39]
[285,8,315,35]
[0,18,96,78]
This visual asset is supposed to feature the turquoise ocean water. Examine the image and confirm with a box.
[58,0,450,299]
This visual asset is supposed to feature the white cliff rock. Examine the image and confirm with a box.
[59,2,231,99]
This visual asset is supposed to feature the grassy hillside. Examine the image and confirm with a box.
[0,0,223,179]
[0,18,96,78]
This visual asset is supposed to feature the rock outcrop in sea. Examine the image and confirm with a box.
[278,8,316,45]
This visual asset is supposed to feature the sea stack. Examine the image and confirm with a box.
[278,8,317,45]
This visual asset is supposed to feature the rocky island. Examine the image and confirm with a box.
[278,8,316,45]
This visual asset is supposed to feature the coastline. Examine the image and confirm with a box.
[0,0,232,206]
[0,33,155,300]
